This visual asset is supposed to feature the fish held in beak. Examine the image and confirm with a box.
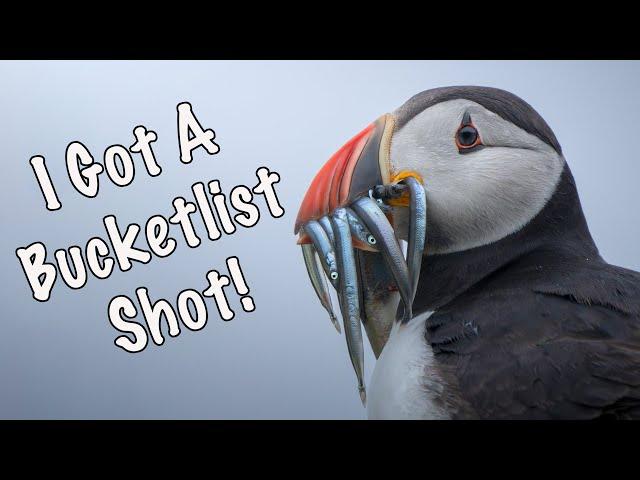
[351,196,412,322]
[304,220,340,290]
[403,176,427,303]
[331,208,366,404]
[295,112,428,403]
[300,244,340,333]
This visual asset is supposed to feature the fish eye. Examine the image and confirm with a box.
[330,272,338,280]
[455,113,482,152]
[367,234,376,245]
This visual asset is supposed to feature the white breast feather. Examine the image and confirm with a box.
[367,311,450,420]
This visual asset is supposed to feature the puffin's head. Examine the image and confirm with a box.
[295,86,570,385]
[295,86,565,255]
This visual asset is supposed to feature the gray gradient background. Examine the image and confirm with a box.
[1,61,638,419]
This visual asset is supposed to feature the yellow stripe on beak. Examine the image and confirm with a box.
[386,171,424,207]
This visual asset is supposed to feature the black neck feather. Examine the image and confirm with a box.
[413,164,599,315]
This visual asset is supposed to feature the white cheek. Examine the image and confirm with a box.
[390,112,457,182]
[389,99,565,253]
[423,147,564,253]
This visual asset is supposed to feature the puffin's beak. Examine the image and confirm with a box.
[295,111,428,403]
[294,114,396,240]
[295,113,408,362]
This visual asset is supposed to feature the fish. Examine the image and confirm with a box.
[304,220,339,289]
[297,180,428,402]
[318,216,335,245]
[403,177,427,304]
[330,208,366,405]
[351,196,413,322]
[345,208,379,252]
[300,243,341,333]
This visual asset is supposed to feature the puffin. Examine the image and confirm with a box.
[295,86,640,420]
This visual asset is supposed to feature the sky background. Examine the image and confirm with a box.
[1,61,639,419]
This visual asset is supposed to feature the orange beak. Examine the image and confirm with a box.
[295,114,396,242]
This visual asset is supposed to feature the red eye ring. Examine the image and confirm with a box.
[455,123,482,151]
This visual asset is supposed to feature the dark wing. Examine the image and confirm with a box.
[426,260,640,419]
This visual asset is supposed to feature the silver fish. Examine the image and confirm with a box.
[318,216,335,245]
[404,177,427,303]
[345,208,379,252]
[304,220,339,289]
[300,244,341,333]
[351,196,413,322]
[330,208,366,405]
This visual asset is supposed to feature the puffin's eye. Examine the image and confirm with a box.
[455,113,482,152]
[457,126,478,147]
